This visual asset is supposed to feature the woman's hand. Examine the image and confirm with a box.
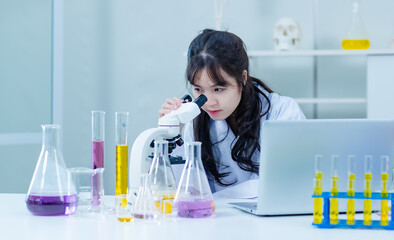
[158,97,185,118]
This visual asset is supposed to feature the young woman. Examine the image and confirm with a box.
[159,29,305,194]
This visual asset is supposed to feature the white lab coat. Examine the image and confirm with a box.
[175,89,306,197]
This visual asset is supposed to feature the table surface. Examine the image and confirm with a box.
[0,193,393,240]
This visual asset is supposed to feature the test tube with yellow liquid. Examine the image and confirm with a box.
[380,156,390,226]
[115,112,129,198]
[330,155,339,224]
[313,155,323,224]
[347,155,356,225]
[364,155,373,225]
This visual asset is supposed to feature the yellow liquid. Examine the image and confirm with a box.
[154,194,175,214]
[381,173,389,225]
[117,217,133,222]
[116,145,129,196]
[381,200,389,226]
[330,176,339,224]
[364,173,372,225]
[313,198,323,224]
[347,199,355,225]
[341,39,370,50]
[313,172,323,224]
[347,174,355,224]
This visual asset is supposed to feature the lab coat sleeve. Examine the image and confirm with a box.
[269,94,306,120]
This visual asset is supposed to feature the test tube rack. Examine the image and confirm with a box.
[312,192,394,230]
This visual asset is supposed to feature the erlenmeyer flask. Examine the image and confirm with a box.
[133,174,158,219]
[26,125,77,216]
[174,142,215,218]
[149,140,177,213]
[341,0,370,50]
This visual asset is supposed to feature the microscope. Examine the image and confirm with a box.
[128,94,207,189]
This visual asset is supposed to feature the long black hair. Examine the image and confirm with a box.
[186,29,273,186]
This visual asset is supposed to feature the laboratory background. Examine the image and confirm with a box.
[1,0,394,195]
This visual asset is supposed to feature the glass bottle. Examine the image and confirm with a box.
[26,125,77,216]
[174,142,215,218]
[341,0,370,50]
[148,140,177,213]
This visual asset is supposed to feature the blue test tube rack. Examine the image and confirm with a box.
[312,192,394,230]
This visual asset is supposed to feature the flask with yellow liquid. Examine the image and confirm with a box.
[341,0,370,50]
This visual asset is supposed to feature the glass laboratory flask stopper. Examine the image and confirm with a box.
[341,0,370,50]
[174,142,215,218]
[26,124,77,216]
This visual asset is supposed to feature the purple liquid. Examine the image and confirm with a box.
[92,141,104,169]
[92,141,104,206]
[26,195,78,216]
[176,199,215,218]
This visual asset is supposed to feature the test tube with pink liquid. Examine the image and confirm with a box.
[92,110,105,206]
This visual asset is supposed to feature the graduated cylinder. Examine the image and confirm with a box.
[115,112,129,196]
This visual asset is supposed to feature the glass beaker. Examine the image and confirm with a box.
[26,125,77,216]
[174,142,215,218]
[148,140,177,214]
[69,167,104,216]
[133,174,159,219]
[341,0,370,50]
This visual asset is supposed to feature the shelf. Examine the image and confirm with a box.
[294,98,367,104]
[248,49,394,57]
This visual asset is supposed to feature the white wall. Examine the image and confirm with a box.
[2,0,394,193]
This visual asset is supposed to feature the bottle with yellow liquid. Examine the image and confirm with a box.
[330,155,339,225]
[148,140,177,214]
[346,155,356,225]
[341,0,370,50]
[313,155,323,224]
[380,156,390,226]
[363,155,373,225]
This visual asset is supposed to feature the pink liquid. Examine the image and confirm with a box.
[26,195,78,216]
[176,199,215,218]
[92,141,104,169]
[92,141,104,206]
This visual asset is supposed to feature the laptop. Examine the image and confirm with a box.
[230,119,394,216]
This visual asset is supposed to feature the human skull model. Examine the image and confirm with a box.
[273,17,302,51]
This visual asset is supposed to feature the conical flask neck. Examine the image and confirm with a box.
[154,141,168,158]
[42,125,61,149]
[186,142,202,164]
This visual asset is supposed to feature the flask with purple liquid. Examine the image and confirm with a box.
[26,124,77,216]
[174,142,215,218]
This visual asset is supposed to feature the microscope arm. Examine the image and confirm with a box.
[128,127,179,189]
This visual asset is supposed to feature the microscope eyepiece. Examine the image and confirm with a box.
[194,94,207,108]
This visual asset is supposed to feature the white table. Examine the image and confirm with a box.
[0,194,392,240]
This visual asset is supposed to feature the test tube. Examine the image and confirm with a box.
[330,155,339,224]
[363,155,373,225]
[92,111,105,206]
[380,156,389,226]
[115,112,129,196]
[313,154,323,224]
[346,155,356,225]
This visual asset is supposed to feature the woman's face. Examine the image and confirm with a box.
[192,68,242,121]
